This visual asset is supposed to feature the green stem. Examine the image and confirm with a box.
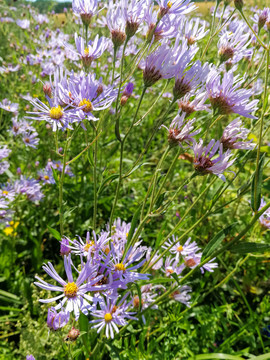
[254,44,269,214]
[112,45,117,85]
[115,37,129,114]
[59,140,69,237]
[93,127,98,230]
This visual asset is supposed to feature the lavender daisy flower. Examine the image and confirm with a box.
[193,139,235,181]
[67,231,110,257]
[22,132,39,149]
[143,44,175,88]
[16,19,30,29]
[179,18,209,46]
[47,307,70,331]
[27,96,78,131]
[107,6,126,48]
[206,70,259,118]
[73,33,108,68]
[162,113,200,147]
[0,161,9,175]
[72,0,100,25]
[0,99,19,113]
[221,118,255,150]
[162,256,185,277]
[171,285,192,306]
[14,176,44,201]
[157,0,196,19]
[90,295,137,338]
[162,236,200,261]
[34,254,104,320]
[177,90,209,116]
[0,145,11,160]
[121,0,147,38]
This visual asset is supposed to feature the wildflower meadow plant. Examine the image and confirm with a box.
[1,0,270,359]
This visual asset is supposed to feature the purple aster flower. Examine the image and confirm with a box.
[37,169,55,185]
[162,113,200,147]
[34,254,105,320]
[60,238,71,256]
[0,99,19,113]
[47,307,70,331]
[0,161,9,175]
[179,18,209,46]
[106,5,126,48]
[221,118,255,150]
[157,0,196,19]
[67,231,110,258]
[143,44,176,87]
[72,0,101,26]
[22,132,39,149]
[0,145,11,160]
[177,90,209,116]
[90,295,137,338]
[72,33,108,68]
[121,0,147,38]
[171,285,192,306]
[162,256,185,277]
[146,247,163,270]
[218,25,252,64]
[206,70,259,118]
[162,236,200,261]
[14,176,44,201]
[16,19,30,29]
[193,139,235,182]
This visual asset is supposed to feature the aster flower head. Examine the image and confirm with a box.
[193,139,235,181]
[206,70,259,118]
[162,256,185,277]
[179,17,209,46]
[107,6,126,48]
[157,0,196,19]
[73,33,108,68]
[0,145,11,160]
[34,254,105,320]
[90,295,137,338]
[177,90,209,116]
[16,19,30,29]
[72,0,100,25]
[162,236,200,261]
[22,132,39,149]
[121,0,147,38]
[171,285,192,306]
[221,118,255,150]
[163,113,200,147]
[143,44,175,88]
[0,99,19,114]
[47,307,70,331]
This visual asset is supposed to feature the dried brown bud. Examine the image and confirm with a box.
[43,83,52,98]
[67,327,80,341]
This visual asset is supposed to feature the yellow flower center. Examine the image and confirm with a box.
[84,47,90,56]
[104,247,110,255]
[64,282,78,298]
[2,190,9,195]
[167,1,172,8]
[114,263,126,271]
[84,240,95,252]
[104,313,112,322]
[79,98,93,113]
[126,232,129,237]
[177,245,183,253]
[49,106,63,120]
[44,175,49,180]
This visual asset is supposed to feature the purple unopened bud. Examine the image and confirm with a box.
[63,7,67,13]
[17,167,22,175]
[47,307,69,331]
[35,161,40,167]
[121,82,134,106]
[35,25,39,31]
[60,237,71,256]
[26,355,35,360]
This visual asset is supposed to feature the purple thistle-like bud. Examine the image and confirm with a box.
[60,237,71,256]
[218,45,234,63]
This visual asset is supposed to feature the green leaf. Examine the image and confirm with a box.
[251,154,265,212]
[254,354,270,360]
[171,272,180,285]
[51,167,59,186]
[187,354,244,360]
[78,313,89,353]
[202,223,237,259]
[0,290,21,304]
[97,174,119,195]
[47,226,61,241]
[230,242,270,254]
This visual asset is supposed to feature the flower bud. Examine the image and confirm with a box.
[60,237,71,256]
[125,21,139,39]
[43,83,52,98]
[120,82,134,106]
[67,327,80,341]
[81,14,92,26]
[258,10,268,30]
[218,45,234,63]
[234,0,243,11]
